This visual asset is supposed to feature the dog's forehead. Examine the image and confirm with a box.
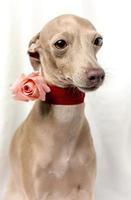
[40,15,96,41]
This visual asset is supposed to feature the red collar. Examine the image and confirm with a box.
[45,85,85,105]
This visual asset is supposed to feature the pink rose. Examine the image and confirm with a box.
[11,72,51,101]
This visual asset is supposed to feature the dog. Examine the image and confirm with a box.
[5,14,105,200]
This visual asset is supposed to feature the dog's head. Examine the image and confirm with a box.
[28,15,105,92]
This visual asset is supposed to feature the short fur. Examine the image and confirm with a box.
[5,15,104,200]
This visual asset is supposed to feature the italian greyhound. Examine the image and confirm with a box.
[5,14,105,200]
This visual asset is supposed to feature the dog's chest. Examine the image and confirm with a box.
[35,140,90,178]
[48,149,71,178]
[32,104,96,198]
[34,104,87,176]
[34,146,95,200]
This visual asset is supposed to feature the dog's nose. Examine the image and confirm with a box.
[87,68,105,86]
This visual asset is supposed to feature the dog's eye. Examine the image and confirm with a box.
[54,39,67,49]
[94,37,103,46]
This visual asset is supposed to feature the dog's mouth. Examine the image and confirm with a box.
[77,85,99,92]
[58,76,104,92]
[75,78,105,92]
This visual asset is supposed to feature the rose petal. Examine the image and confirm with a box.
[11,71,50,102]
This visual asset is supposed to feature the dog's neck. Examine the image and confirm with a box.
[45,85,85,105]
[37,85,86,140]
[33,89,86,177]
[33,86,86,162]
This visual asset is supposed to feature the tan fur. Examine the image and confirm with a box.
[5,15,104,200]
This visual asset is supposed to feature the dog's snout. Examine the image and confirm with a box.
[87,68,105,86]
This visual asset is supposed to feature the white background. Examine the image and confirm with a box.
[0,0,131,199]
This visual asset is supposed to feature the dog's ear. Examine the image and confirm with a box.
[28,32,41,70]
